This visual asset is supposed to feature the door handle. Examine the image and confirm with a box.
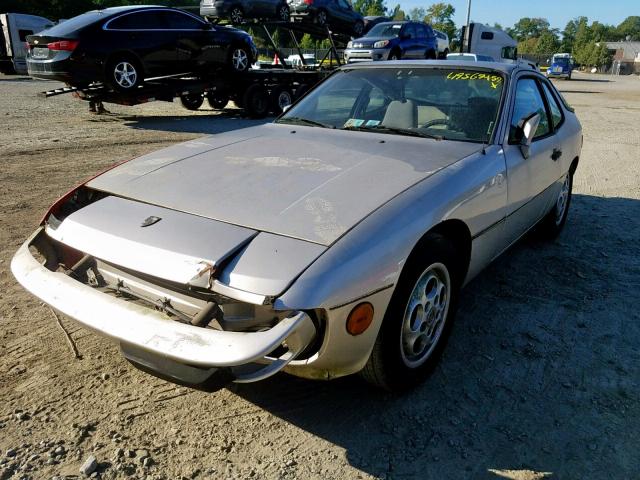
[551,148,562,161]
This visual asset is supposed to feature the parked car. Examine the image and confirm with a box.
[12,61,582,391]
[447,52,495,62]
[288,0,364,37]
[546,53,573,80]
[363,15,390,33]
[1,13,53,74]
[344,21,438,63]
[200,0,290,24]
[25,6,257,90]
[433,28,449,58]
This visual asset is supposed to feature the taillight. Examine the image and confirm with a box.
[47,40,79,51]
[304,0,314,4]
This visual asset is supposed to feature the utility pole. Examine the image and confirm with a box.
[463,0,471,53]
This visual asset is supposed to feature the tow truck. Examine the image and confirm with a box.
[39,21,348,118]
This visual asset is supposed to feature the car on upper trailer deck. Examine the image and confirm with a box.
[25,6,257,90]
[12,60,582,391]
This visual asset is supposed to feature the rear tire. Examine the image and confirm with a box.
[230,6,244,24]
[316,10,328,25]
[180,93,204,111]
[242,84,269,118]
[271,87,293,114]
[276,3,290,21]
[425,49,437,59]
[537,170,573,239]
[107,56,142,91]
[207,92,229,110]
[360,233,461,391]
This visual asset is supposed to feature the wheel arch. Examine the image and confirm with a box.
[407,219,472,288]
[569,155,579,175]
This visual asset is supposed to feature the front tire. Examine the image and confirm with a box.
[538,170,573,239]
[360,234,461,391]
[389,50,401,60]
[229,46,251,72]
[353,20,364,36]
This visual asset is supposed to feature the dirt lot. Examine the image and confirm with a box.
[1,72,639,480]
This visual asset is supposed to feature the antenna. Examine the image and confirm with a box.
[482,120,494,155]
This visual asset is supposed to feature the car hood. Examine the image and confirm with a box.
[352,36,396,46]
[88,123,480,246]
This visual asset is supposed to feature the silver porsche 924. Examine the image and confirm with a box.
[12,61,582,391]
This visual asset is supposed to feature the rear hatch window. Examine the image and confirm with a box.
[37,11,108,36]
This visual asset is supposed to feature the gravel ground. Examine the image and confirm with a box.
[0,72,639,480]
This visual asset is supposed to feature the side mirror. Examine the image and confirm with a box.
[518,112,540,159]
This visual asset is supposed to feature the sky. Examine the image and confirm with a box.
[399,0,638,30]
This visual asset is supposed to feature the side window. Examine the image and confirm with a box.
[163,11,204,29]
[509,78,551,143]
[18,30,34,41]
[481,31,494,40]
[541,81,564,131]
[337,0,350,10]
[108,12,167,30]
[404,24,417,39]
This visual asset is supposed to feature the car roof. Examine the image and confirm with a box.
[340,59,526,75]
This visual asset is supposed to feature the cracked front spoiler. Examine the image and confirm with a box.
[11,228,315,376]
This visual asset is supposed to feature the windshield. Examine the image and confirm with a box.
[278,67,505,143]
[365,23,402,38]
[553,57,570,66]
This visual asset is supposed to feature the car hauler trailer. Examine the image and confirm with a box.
[1,13,53,74]
[36,21,346,118]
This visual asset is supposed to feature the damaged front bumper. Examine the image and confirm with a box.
[11,228,317,386]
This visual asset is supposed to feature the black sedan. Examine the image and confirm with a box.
[26,6,257,90]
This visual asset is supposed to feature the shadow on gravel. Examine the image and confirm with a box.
[557,90,602,94]
[233,194,640,479]
[120,111,271,135]
[558,78,611,83]
[0,76,34,82]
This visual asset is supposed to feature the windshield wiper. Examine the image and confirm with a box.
[343,124,444,140]
[277,117,334,129]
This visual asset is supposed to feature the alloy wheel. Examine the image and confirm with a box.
[400,262,451,368]
[555,173,571,226]
[113,61,137,89]
[232,48,249,71]
[231,8,243,24]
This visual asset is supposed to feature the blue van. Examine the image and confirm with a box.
[546,53,573,80]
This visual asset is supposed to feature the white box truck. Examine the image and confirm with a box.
[1,13,53,74]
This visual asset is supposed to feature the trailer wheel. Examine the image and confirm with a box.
[207,92,229,110]
[294,83,309,100]
[271,87,293,114]
[107,56,143,91]
[180,93,204,111]
[243,84,269,118]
